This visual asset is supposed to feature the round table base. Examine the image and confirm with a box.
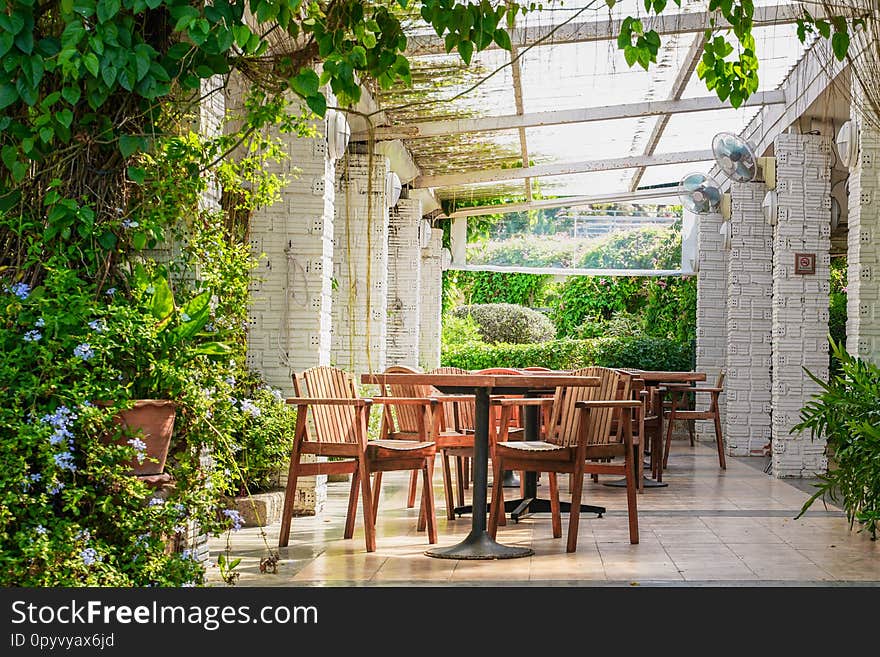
[425,530,533,560]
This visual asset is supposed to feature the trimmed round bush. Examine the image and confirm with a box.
[450,303,556,345]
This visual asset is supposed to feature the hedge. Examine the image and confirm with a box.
[441,337,695,372]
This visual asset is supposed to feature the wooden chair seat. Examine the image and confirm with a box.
[367,439,436,455]
[498,440,568,453]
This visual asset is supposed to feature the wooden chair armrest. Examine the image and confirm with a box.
[491,398,553,407]
[285,397,371,406]
[689,387,724,394]
[370,397,440,406]
[576,400,643,409]
[428,395,476,403]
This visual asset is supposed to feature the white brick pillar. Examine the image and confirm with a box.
[694,208,728,438]
[725,182,773,456]
[846,105,880,364]
[771,133,831,478]
[245,101,336,515]
[332,153,389,374]
[419,228,444,370]
[386,198,423,368]
[199,76,225,211]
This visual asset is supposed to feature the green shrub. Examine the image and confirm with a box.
[451,303,556,345]
[444,270,552,307]
[574,311,645,339]
[794,340,880,539]
[442,313,485,347]
[441,337,694,372]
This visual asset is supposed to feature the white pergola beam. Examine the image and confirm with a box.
[405,4,839,57]
[440,186,681,219]
[413,149,713,188]
[353,91,786,141]
[448,264,685,278]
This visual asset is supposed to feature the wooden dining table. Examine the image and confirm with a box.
[361,372,600,560]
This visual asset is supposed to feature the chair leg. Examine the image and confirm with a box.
[625,457,640,545]
[440,450,455,520]
[688,419,696,446]
[464,457,470,489]
[566,464,586,553]
[421,459,438,544]
[278,455,301,548]
[357,456,377,552]
[713,411,727,470]
[488,456,506,539]
[549,472,562,539]
[636,440,645,493]
[344,470,360,539]
[371,472,383,524]
[455,457,465,507]
[406,470,418,509]
[663,397,677,470]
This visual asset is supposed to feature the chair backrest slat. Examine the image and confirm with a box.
[428,366,474,431]
[382,366,429,434]
[295,366,360,443]
[547,367,627,447]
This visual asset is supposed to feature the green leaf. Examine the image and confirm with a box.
[444,32,458,54]
[458,39,473,65]
[0,13,25,35]
[832,30,850,61]
[61,84,81,105]
[0,82,18,110]
[96,0,121,23]
[2,145,18,170]
[623,45,638,67]
[174,291,212,339]
[149,276,174,324]
[131,231,147,250]
[494,28,511,51]
[127,166,145,185]
[305,93,326,117]
[39,126,53,143]
[118,134,145,158]
[83,53,99,77]
[194,342,231,357]
[55,109,73,128]
[97,231,117,250]
[0,32,14,57]
[290,68,319,98]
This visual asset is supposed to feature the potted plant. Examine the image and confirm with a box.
[101,267,231,477]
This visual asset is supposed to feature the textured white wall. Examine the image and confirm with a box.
[419,228,444,371]
[332,153,389,374]
[846,103,880,364]
[771,133,831,478]
[694,209,728,438]
[726,182,773,456]
[386,198,423,369]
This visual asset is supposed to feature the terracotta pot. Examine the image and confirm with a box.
[109,400,176,476]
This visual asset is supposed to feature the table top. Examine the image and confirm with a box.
[361,372,600,393]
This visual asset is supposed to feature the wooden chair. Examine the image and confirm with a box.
[488,367,641,551]
[662,370,726,470]
[279,366,438,552]
[377,365,472,521]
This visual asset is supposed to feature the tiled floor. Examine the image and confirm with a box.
[206,441,879,586]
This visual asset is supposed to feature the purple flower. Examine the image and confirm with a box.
[73,343,94,360]
[29,473,41,482]
[121,218,139,229]
[105,287,116,296]
[35,524,47,535]
[48,481,64,495]
[173,524,187,534]
[49,427,73,447]
[148,497,164,507]
[240,399,261,418]
[87,320,105,332]
[35,318,45,328]
[7,282,31,299]
[23,330,42,342]
[224,375,236,387]
[127,437,147,464]
[80,547,100,566]
[222,509,243,532]
[54,451,76,472]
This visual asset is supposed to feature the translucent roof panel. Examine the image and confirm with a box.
[526,118,651,164]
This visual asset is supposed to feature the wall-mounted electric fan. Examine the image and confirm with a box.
[326,110,351,161]
[678,172,723,214]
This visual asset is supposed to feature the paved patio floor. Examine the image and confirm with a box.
[206,440,879,586]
